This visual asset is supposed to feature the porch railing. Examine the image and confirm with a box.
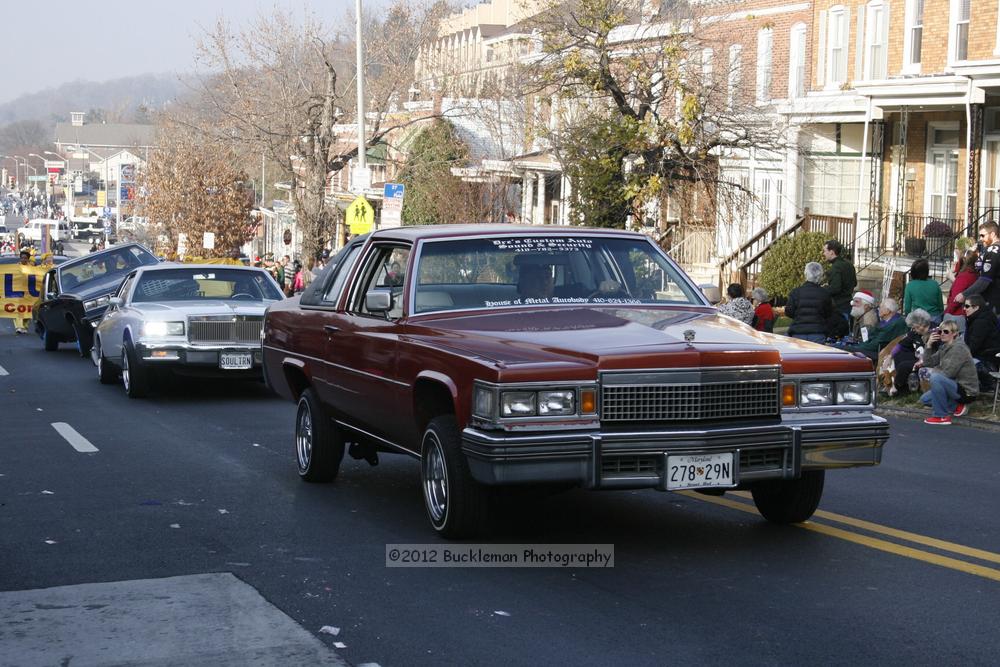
[718,210,856,288]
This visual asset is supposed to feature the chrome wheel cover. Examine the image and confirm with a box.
[296,399,313,472]
[122,348,131,392]
[422,432,448,524]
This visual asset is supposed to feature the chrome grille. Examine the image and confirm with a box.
[602,456,659,476]
[188,317,263,344]
[740,448,785,472]
[600,367,780,422]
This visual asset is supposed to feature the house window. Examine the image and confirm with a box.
[727,44,742,109]
[756,28,773,103]
[827,6,848,85]
[701,47,713,87]
[927,124,961,219]
[865,2,887,79]
[906,0,924,67]
[954,0,971,61]
[789,23,807,97]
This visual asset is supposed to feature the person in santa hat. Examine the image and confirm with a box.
[850,290,879,343]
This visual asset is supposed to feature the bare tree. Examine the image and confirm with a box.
[187,2,450,261]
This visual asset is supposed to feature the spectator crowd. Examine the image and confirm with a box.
[716,222,1000,426]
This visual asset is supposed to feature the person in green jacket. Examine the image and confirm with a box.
[823,239,857,317]
[847,297,908,362]
[903,258,944,319]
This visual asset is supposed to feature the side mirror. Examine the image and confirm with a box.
[108,297,123,308]
[364,289,392,313]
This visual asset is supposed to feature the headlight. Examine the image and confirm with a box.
[501,391,536,417]
[538,390,575,415]
[83,295,110,311]
[799,382,833,406]
[143,321,185,336]
[836,380,870,405]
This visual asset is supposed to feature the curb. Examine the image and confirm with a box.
[876,406,1000,433]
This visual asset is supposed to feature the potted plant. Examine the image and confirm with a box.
[922,219,953,256]
[904,236,926,256]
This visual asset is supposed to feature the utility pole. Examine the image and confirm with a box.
[355,0,367,193]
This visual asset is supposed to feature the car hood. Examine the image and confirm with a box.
[405,307,869,373]
[130,300,273,318]
[64,273,130,301]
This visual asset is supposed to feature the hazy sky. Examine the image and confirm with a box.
[1,0,396,105]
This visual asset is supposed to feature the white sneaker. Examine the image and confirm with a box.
[14,327,26,334]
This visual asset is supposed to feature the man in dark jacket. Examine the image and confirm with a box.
[823,239,857,316]
[963,295,1000,357]
[785,262,834,343]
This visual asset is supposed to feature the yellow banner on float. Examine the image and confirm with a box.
[1,262,49,320]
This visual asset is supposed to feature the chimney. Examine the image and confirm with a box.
[70,112,85,127]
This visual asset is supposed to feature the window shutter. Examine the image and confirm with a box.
[882,2,891,77]
[841,7,852,85]
[817,10,827,87]
[855,5,866,81]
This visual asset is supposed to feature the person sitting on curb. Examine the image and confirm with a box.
[916,320,979,425]
[718,283,754,325]
[890,309,934,395]
[850,290,879,343]
[785,262,835,344]
[962,294,1000,390]
[847,297,907,363]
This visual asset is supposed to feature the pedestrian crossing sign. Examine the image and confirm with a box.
[347,196,374,235]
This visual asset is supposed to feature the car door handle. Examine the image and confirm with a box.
[323,325,339,334]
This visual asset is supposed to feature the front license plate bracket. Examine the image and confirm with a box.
[666,452,735,490]
[219,352,253,370]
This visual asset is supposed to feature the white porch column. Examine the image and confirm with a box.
[536,172,546,225]
[784,126,801,227]
[560,174,572,225]
[522,172,533,223]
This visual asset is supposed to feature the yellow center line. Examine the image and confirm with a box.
[727,490,1000,566]
[679,492,1000,583]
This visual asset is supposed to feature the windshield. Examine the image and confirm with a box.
[59,246,158,291]
[132,268,283,302]
[413,235,703,314]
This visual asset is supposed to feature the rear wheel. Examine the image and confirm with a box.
[421,415,490,538]
[94,338,118,385]
[122,339,149,398]
[295,388,345,482]
[751,470,825,524]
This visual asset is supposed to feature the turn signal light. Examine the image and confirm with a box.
[782,383,797,407]
[580,389,597,414]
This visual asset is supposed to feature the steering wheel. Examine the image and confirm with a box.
[586,281,628,300]
[231,293,256,300]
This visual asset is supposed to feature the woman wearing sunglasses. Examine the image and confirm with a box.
[915,321,979,425]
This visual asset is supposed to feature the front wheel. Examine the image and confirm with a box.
[295,388,345,482]
[42,326,59,351]
[421,415,490,538]
[750,470,825,524]
[94,339,118,385]
[122,339,149,398]
[72,321,91,358]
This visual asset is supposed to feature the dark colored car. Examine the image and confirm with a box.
[33,243,159,355]
[263,225,889,537]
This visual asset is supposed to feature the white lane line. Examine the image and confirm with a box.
[51,423,99,453]
[0,364,8,376]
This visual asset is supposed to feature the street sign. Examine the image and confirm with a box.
[353,167,371,192]
[381,183,404,229]
[203,232,215,250]
[177,233,188,256]
[103,206,112,217]
[346,196,374,235]
[27,175,47,182]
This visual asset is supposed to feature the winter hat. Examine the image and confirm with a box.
[852,290,875,306]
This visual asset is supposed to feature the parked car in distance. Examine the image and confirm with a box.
[32,244,160,356]
[262,225,890,537]
[92,264,284,397]
[21,219,72,243]
[70,217,104,240]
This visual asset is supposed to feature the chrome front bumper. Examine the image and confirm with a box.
[135,341,263,368]
[461,416,889,489]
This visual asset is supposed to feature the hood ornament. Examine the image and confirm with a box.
[683,329,696,344]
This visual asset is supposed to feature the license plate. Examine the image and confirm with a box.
[219,352,253,370]
[666,453,734,490]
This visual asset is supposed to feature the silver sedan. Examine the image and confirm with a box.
[92,264,284,398]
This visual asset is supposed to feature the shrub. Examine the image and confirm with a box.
[757,231,828,301]
[922,219,953,238]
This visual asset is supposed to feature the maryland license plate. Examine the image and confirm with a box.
[219,352,253,370]
[666,453,734,490]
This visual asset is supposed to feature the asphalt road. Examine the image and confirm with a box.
[1,318,999,666]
